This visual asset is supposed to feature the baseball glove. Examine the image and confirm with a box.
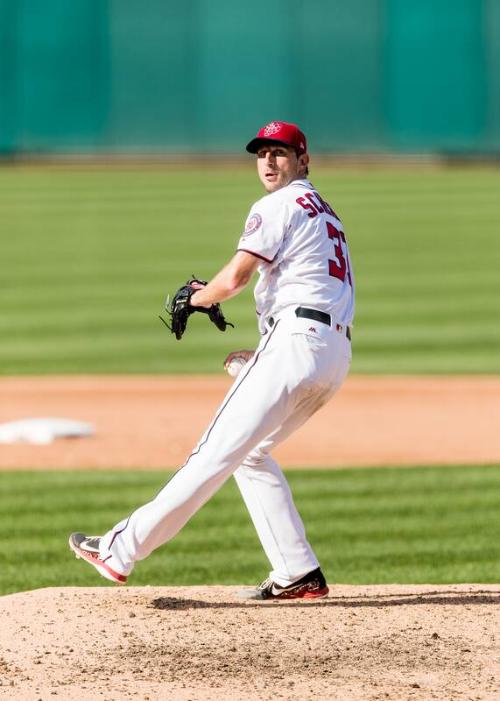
[159,276,234,341]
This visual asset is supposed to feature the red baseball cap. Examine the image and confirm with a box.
[246,121,307,155]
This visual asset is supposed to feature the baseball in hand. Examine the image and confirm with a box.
[226,356,247,378]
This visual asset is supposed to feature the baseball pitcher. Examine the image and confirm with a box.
[69,121,354,600]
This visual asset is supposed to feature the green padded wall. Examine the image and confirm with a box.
[0,0,498,154]
[386,0,487,150]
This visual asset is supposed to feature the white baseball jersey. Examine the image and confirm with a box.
[237,178,355,334]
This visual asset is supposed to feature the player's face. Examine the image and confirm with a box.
[256,145,304,192]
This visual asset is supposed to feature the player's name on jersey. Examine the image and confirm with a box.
[296,190,339,220]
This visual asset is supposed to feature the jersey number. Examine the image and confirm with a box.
[327,222,352,285]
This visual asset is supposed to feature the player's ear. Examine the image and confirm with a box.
[298,153,309,176]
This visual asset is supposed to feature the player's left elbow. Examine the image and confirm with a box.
[223,268,248,292]
[229,271,251,293]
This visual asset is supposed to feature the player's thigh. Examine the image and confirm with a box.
[249,385,332,460]
[202,324,343,460]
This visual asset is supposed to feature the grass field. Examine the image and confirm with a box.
[1,164,500,374]
[0,465,499,595]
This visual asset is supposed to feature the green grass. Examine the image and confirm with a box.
[1,164,500,373]
[0,465,499,595]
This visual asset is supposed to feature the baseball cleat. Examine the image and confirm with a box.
[68,532,127,584]
[238,567,329,601]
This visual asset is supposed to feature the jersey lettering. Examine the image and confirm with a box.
[315,193,336,218]
[295,196,317,218]
[296,191,337,219]
[327,221,352,286]
[306,192,323,213]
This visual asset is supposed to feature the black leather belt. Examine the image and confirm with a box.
[295,307,331,325]
[268,307,351,341]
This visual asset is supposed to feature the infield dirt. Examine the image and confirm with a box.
[1,375,500,469]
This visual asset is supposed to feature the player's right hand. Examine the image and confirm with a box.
[223,350,254,370]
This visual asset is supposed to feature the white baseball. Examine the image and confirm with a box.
[226,356,247,378]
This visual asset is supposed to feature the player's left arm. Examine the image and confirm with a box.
[190,251,260,308]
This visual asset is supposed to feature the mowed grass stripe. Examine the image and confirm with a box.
[1,166,500,374]
[0,465,499,594]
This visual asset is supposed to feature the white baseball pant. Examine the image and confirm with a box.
[99,308,351,586]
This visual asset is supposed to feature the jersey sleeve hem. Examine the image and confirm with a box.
[237,248,274,264]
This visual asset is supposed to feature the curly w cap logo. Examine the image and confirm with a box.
[244,213,262,236]
[263,122,282,136]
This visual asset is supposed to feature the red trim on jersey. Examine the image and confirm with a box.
[237,248,274,264]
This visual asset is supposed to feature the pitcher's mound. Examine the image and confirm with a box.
[1,585,499,700]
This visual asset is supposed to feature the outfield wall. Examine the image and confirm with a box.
[0,0,499,155]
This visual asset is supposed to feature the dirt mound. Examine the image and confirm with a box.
[1,375,500,469]
[1,585,498,700]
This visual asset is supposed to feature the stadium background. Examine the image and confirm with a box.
[0,0,499,601]
[1,0,500,156]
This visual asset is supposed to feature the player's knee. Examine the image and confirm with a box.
[241,448,268,468]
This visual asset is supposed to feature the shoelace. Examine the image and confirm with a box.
[258,577,273,591]
[85,537,101,551]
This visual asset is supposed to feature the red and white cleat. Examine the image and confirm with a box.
[238,567,329,600]
[68,532,127,584]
